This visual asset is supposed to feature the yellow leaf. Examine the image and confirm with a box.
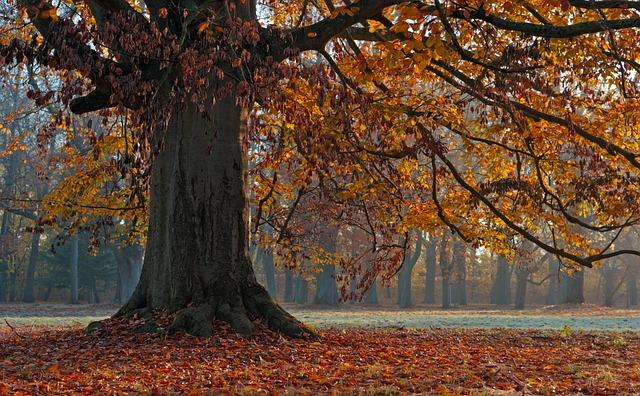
[197,22,209,34]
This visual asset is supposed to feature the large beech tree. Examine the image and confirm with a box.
[3,0,640,336]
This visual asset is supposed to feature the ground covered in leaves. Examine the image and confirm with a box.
[1,314,639,395]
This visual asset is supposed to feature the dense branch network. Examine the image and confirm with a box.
[3,0,640,274]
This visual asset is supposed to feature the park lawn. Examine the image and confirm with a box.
[3,303,640,331]
[0,314,639,395]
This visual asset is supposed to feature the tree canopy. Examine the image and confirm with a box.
[1,0,640,333]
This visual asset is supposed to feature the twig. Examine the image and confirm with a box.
[4,319,26,339]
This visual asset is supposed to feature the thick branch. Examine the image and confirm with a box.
[291,0,405,51]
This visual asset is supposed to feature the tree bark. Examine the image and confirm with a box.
[314,227,339,306]
[439,236,452,309]
[294,275,308,304]
[514,267,527,310]
[314,265,339,306]
[69,233,79,304]
[0,152,18,304]
[397,234,423,308]
[283,269,295,303]
[7,271,16,302]
[424,237,437,304]
[22,231,41,303]
[546,260,559,305]
[117,97,310,337]
[0,261,6,303]
[113,244,144,304]
[560,270,585,304]
[452,238,467,306]
[493,255,512,305]
[365,279,379,305]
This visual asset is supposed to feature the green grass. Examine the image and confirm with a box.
[1,316,107,328]
[2,307,639,331]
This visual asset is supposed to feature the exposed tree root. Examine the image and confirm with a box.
[243,281,316,338]
[98,275,315,338]
[168,304,215,337]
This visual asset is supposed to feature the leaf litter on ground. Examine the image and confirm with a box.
[0,312,639,394]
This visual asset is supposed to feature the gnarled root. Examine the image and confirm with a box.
[102,280,315,338]
[168,304,215,337]
[243,282,316,338]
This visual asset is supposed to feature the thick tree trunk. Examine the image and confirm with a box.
[22,231,41,303]
[69,233,79,304]
[424,238,437,304]
[560,270,585,304]
[514,267,527,310]
[284,269,295,303]
[113,245,144,304]
[294,276,308,304]
[117,97,310,337]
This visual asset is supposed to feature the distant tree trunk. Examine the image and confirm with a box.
[69,233,79,304]
[493,256,511,305]
[348,276,358,301]
[601,265,618,307]
[546,260,559,305]
[451,238,467,306]
[439,236,452,309]
[0,154,18,304]
[561,270,585,304]
[283,269,295,303]
[314,228,339,306]
[365,279,379,305]
[42,282,52,301]
[442,277,451,309]
[7,271,16,302]
[314,265,339,305]
[397,234,423,308]
[113,245,144,304]
[87,276,100,304]
[0,261,5,303]
[424,238,437,304]
[262,249,277,298]
[294,276,308,304]
[514,267,527,310]
[385,285,392,299]
[628,262,638,307]
[22,231,41,303]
